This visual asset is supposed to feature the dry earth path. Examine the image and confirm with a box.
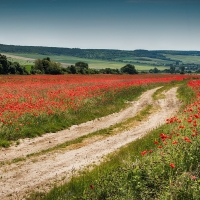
[0,87,181,199]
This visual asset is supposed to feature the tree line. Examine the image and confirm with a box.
[0,54,28,74]
[0,54,138,75]
[2,44,199,62]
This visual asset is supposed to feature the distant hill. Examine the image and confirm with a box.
[1,44,200,62]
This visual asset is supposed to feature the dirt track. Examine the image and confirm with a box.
[0,87,181,199]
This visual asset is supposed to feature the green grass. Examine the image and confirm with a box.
[23,65,33,73]
[164,54,200,64]
[3,52,169,70]
[6,56,34,65]
[152,81,182,100]
[115,56,174,65]
[27,81,196,200]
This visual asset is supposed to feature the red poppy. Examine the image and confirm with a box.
[184,136,191,143]
[141,150,148,156]
[154,140,159,145]
[90,184,94,189]
[170,163,175,168]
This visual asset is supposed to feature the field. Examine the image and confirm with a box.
[114,56,174,65]
[4,51,200,73]
[164,54,200,64]
[3,53,168,71]
[0,74,200,199]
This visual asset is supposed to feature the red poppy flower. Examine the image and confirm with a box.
[141,150,148,156]
[170,163,175,168]
[154,140,159,145]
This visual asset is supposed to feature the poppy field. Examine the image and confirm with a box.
[0,74,197,147]
[40,76,200,200]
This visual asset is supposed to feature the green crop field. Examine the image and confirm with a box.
[114,56,174,65]
[164,54,200,64]
[2,52,168,71]
[6,57,34,65]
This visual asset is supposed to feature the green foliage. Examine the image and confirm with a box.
[99,68,120,74]
[120,64,138,74]
[75,61,88,69]
[0,140,10,148]
[0,54,29,74]
[66,63,119,74]
[149,67,160,73]
[31,57,64,74]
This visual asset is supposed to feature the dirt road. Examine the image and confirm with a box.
[0,87,180,199]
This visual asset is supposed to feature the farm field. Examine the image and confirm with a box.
[2,53,168,71]
[164,54,200,64]
[0,74,200,199]
[114,56,174,65]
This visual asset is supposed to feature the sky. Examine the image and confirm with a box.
[0,0,200,50]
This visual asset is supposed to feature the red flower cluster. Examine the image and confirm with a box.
[0,74,195,129]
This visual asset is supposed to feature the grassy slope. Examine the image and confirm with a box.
[164,54,200,64]
[3,52,168,70]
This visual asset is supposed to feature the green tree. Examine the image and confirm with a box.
[0,54,28,75]
[170,66,175,74]
[120,64,138,74]
[180,66,185,74]
[75,62,88,69]
[149,67,160,73]
[32,57,64,74]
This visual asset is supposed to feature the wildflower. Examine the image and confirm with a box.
[160,133,168,141]
[141,150,148,156]
[172,140,178,144]
[191,175,197,180]
[149,149,153,153]
[90,184,94,189]
[170,163,175,169]
[184,136,191,143]
[158,145,162,148]
[154,140,159,145]
[192,133,197,137]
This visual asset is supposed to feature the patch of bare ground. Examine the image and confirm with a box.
[0,87,181,199]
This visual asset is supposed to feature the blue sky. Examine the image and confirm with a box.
[0,0,200,50]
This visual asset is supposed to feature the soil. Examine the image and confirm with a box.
[0,87,181,199]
